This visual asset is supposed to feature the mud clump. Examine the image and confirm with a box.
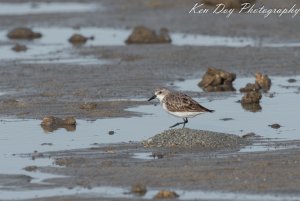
[131,183,147,196]
[154,190,179,199]
[41,116,76,132]
[80,102,97,110]
[240,91,262,112]
[241,91,262,104]
[198,67,236,92]
[12,44,28,52]
[7,27,42,39]
[125,26,171,44]
[287,78,297,83]
[240,83,261,93]
[242,132,258,139]
[151,152,164,159]
[68,34,94,45]
[269,123,281,129]
[143,128,248,149]
[255,73,271,91]
[202,0,255,9]
[23,166,37,172]
[240,72,271,93]
[108,130,115,135]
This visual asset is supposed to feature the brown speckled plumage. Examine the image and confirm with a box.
[162,92,213,113]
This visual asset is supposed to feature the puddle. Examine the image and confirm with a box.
[132,152,159,160]
[0,185,300,201]
[0,2,99,16]
[0,27,124,64]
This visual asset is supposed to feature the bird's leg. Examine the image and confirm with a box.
[170,118,188,128]
[182,118,188,128]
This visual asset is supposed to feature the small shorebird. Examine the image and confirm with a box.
[148,88,214,128]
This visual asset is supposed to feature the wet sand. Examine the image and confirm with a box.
[1,0,300,200]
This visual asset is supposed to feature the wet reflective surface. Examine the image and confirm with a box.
[0,73,299,199]
[2,27,300,65]
[0,2,99,16]
[1,185,300,201]
[0,76,299,175]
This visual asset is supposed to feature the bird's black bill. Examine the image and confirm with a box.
[148,95,157,101]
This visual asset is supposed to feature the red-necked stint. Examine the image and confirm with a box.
[148,88,214,128]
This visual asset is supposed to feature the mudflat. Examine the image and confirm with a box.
[0,0,300,200]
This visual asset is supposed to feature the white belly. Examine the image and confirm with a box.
[162,103,203,118]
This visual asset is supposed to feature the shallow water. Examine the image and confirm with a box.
[1,185,300,201]
[1,27,300,65]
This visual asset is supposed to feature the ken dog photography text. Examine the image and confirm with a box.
[189,2,300,18]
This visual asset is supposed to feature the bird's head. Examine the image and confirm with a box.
[148,88,171,102]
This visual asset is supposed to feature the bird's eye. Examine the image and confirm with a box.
[158,91,162,94]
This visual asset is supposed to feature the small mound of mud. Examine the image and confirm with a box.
[240,72,271,93]
[143,128,248,149]
[41,116,76,132]
[198,67,236,92]
[125,26,171,44]
[269,123,281,129]
[68,34,94,45]
[7,27,42,39]
[202,0,255,9]
[131,183,147,195]
[255,72,271,91]
[154,190,179,199]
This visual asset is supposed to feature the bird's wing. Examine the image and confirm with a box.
[164,93,212,112]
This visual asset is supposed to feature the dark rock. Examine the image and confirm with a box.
[255,72,271,91]
[287,78,297,83]
[220,118,234,121]
[125,26,171,44]
[41,143,53,146]
[41,116,76,132]
[108,131,115,135]
[241,91,262,104]
[68,34,94,45]
[154,190,179,199]
[7,27,42,39]
[12,44,27,52]
[269,123,281,129]
[202,0,255,9]
[198,67,236,92]
[131,183,147,196]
